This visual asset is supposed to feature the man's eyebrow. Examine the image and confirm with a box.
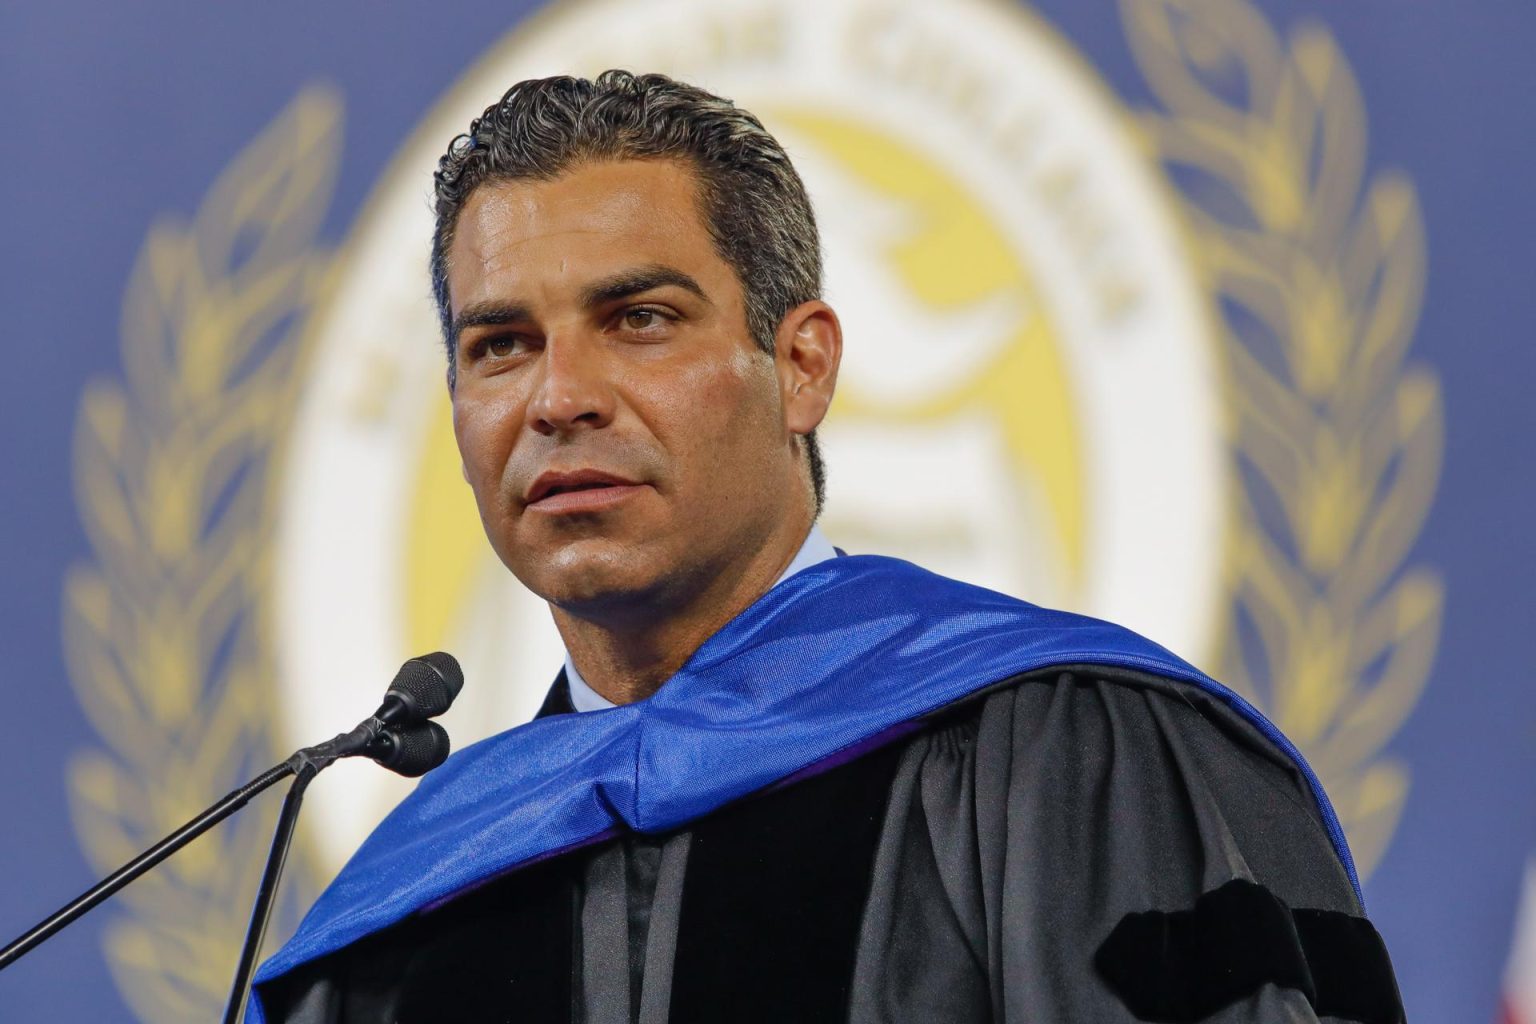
[450,267,707,345]
[580,265,710,309]
[451,301,533,347]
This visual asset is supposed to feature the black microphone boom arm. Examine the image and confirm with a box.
[0,758,298,972]
[0,654,461,984]
[0,717,392,972]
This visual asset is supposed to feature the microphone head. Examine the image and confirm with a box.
[385,652,464,721]
[370,721,451,778]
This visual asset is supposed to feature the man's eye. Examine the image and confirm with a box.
[474,335,524,359]
[622,309,667,330]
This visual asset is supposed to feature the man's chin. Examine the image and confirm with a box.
[514,541,676,617]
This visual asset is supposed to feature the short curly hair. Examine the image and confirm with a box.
[431,70,826,510]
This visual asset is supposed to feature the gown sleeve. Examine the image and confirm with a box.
[847,665,1401,1023]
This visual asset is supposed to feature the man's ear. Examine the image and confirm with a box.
[774,300,842,437]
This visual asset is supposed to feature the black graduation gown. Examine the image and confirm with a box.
[255,666,1403,1023]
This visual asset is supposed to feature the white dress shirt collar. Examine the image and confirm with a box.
[563,525,838,712]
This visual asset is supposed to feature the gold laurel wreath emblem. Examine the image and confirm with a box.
[63,89,340,1021]
[1122,0,1442,877]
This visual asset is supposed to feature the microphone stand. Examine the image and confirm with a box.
[0,760,299,970]
[0,718,387,973]
[0,651,459,1020]
[222,755,319,1024]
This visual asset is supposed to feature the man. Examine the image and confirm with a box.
[251,71,1402,1023]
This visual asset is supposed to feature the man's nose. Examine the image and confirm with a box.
[524,333,616,435]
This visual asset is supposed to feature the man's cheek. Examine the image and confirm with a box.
[455,394,518,475]
[450,410,488,489]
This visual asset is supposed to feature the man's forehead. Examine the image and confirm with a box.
[448,159,719,307]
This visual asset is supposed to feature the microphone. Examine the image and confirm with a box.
[368,720,452,777]
[313,652,463,770]
[374,652,463,728]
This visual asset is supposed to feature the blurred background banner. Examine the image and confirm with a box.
[0,0,1530,1020]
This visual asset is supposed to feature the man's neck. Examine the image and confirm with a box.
[556,521,831,707]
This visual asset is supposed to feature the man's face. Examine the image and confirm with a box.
[446,159,806,618]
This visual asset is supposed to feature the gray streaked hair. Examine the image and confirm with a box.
[431,69,826,508]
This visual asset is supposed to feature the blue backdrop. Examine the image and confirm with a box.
[1,2,1532,1022]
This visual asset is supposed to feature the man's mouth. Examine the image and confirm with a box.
[525,469,646,513]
